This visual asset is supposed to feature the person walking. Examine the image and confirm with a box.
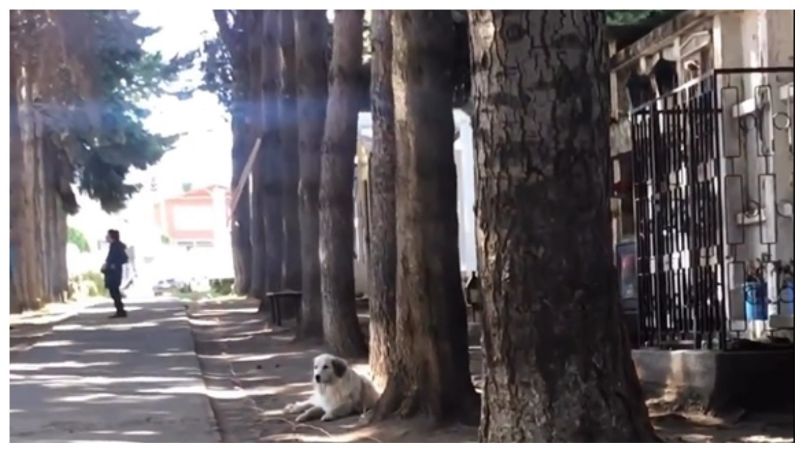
[102,229,129,318]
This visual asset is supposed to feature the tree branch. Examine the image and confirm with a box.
[213,10,235,50]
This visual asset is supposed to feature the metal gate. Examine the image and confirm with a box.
[632,75,726,349]
[631,68,795,349]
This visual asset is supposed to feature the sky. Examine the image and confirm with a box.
[131,9,232,195]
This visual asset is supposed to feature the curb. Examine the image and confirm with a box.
[182,302,225,443]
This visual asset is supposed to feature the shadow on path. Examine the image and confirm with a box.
[10,298,219,443]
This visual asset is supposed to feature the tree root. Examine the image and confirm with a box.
[370,378,480,427]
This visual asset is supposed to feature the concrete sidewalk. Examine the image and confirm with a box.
[11,298,105,354]
[10,298,220,442]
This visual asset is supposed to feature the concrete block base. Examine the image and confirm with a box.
[632,348,794,414]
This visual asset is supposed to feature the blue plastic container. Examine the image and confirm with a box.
[743,281,768,321]
[780,280,794,316]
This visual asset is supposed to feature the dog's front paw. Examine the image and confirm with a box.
[356,410,372,427]
[320,413,336,422]
[283,403,296,414]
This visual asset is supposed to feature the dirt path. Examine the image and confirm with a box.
[188,298,793,443]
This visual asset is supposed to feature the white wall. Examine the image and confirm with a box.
[454,110,478,274]
[715,10,795,339]
[357,110,478,277]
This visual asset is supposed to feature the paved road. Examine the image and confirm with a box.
[10,298,220,442]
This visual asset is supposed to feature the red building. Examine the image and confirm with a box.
[154,185,230,247]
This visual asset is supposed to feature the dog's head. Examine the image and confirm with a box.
[312,353,348,385]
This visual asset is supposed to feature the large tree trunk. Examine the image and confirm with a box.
[249,171,266,299]
[279,10,302,292]
[10,12,34,313]
[215,10,252,295]
[318,10,367,357]
[231,113,252,295]
[31,98,49,305]
[42,134,66,303]
[53,205,68,299]
[373,10,479,424]
[294,10,328,339]
[261,11,285,297]
[247,11,266,299]
[11,11,92,312]
[13,11,53,312]
[367,10,397,389]
[469,10,657,442]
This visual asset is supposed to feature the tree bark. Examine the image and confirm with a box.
[10,11,34,312]
[373,10,479,425]
[294,10,328,340]
[54,203,68,299]
[247,11,266,299]
[469,10,657,442]
[11,11,93,312]
[215,10,252,295]
[261,11,285,296]
[280,10,302,292]
[231,113,252,295]
[367,10,397,389]
[42,133,66,303]
[14,11,54,312]
[318,10,367,357]
[249,173,266,299]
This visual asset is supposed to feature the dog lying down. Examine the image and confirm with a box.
[283,353,379,422]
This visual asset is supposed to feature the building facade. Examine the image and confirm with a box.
[608,10,794,348]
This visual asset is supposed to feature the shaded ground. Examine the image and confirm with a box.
[189,297,794,443]
[11,297,103,354]
[10,298,219,442]
[189,297,478,442]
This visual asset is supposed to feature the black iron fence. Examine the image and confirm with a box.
[630,67,795,349]
[632,74,726,349]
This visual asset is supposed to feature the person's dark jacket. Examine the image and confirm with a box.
[103,240,128,288]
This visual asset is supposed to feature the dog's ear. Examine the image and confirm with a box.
[332,358,347,378]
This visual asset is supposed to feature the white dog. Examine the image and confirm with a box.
[283,353,379,422]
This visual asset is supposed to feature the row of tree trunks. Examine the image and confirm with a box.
[216,10,293,301]
[366,10,397,389]
[293,10,328,340]
[373,10,479,424]
[213,9,659,444]
[318,10,368,357]
[205,9,664,443]
[208,11,657,443]
[10,11,75,313]
[469,10,656,441]
[218,10,304,305]
[41,11,76,307]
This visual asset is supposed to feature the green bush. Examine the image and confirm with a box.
[75,271,105,297]
[68,227,91,252]
[210,278,234,296]
[91,274,104,296]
